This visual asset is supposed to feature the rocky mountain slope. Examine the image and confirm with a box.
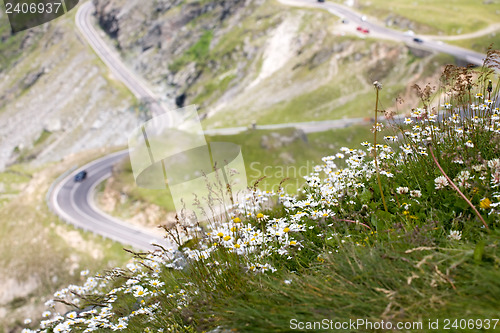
[0,0,448,172]
[0,10,137,171]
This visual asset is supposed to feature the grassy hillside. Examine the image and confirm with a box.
[24,56,500,333]
[99,45,455,221]
[449,33,500,54]
[96,125,375,226]
[0,15,41,71]
[195,5,449,128]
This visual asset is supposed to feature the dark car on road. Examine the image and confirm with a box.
[317,0,325,2]
[74,170,87,182]
[413,37,424,43]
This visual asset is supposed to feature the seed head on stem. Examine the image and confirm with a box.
[373,81,388,212]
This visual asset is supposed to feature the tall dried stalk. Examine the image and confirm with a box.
[373,81,388,212]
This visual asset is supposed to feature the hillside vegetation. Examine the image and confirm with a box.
[23,52,500,333]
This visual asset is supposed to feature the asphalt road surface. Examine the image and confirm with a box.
[76,2,171,118]
[48,150,171,251]
[281,0,486,66]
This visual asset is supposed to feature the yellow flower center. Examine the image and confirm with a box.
[480,198,492,209]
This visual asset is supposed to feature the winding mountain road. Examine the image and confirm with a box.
[48,150,170,251]
[48,0,493,250]
[48,2,174,251]
[75,2,172,118]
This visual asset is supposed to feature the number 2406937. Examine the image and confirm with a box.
[443,319,498,330]
[5,2,63,14]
